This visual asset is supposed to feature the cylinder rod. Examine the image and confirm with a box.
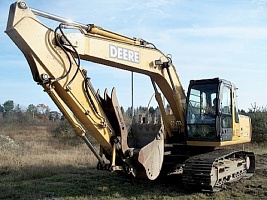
[81,135,105,167]
[31,8,88,30]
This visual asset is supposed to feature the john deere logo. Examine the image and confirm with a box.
[109,45,139,63]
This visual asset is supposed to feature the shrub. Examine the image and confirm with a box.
[50,120,76,139]
[247,105,267,144]
[49,119,99,146]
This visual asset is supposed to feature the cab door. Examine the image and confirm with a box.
[219,83,233,141]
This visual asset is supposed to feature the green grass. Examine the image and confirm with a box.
[1,160,267,200]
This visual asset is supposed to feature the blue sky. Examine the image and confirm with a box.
[0,0,267,111]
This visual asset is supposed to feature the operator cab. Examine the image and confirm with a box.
[185,78,237,145]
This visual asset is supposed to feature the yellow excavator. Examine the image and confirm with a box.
[6,1,255,191]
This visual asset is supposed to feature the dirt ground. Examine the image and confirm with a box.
[0,125,266,199]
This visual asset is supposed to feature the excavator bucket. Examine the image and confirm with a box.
[130,123,164,180]
[99,88,164,180]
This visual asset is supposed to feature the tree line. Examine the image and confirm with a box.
[0,100,266,143]
[0,100,61,122]
[0,100,160,124]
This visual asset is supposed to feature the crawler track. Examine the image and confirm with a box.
[182,149,255,192]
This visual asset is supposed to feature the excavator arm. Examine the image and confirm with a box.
[6,1,186,180]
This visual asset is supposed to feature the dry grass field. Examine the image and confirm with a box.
[0,123,267,200]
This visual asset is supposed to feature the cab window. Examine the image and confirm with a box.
[221,85,232,128]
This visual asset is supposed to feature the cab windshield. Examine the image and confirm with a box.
[186,83,218,141]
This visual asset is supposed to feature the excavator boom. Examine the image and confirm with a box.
[5,1,174,180]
